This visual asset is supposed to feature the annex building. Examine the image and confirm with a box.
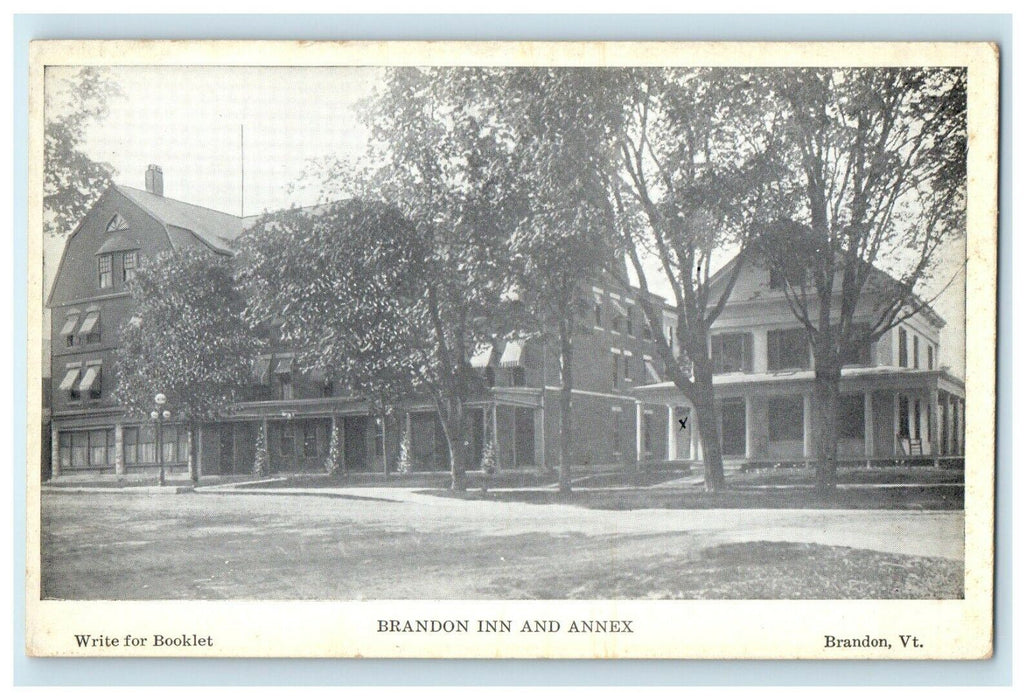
[46,166,966,480]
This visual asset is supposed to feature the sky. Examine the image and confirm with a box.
[42,65,966,374]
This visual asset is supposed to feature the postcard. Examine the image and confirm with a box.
[26,39,997,658]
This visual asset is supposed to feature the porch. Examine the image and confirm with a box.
[630,366,966,468]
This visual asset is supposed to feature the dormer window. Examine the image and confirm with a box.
[98,254,113,289]
[106,214,129,232]
[122,250,138,282]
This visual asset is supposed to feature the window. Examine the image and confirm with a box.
[280,423,295,456]
[106,213,129,232]
[642,413,652,453]
[626,315,634,336]
[87,367,102,400]
[162,425,179,464]
[122,251,138,282]
[612,354,620,390]
[611,313,623,333]
[512,367,526,387]
[71,432,87,467]
[89,429,109,466]
[59,433,71,469]
[899,328,908,367]
[612,411,622,454]
[484,367,495,387]
[838,394,865,440]
[321,379,335,398]
[594,303,603,328]
[711,333,753,373]
[60,313,79,347]
[913,400,922,441]
[768,396,805,441]
[928,345,935,370]
[767,328,810,371]
[124,427,139,465]
[303,422,319,458]
[78,311,101,345]
[98,254,113,289]
[138,425,156,463]
[623,355,630,381]
[913,334,920,369]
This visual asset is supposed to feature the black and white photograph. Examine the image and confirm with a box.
[25,40,998,658]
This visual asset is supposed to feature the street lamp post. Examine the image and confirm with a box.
[150,393,171,487]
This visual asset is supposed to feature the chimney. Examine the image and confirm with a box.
[145,164,164,197]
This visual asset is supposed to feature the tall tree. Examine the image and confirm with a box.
[315,67,526,491]
[761,68,967,492]
[44,67,121,237]
[500,68,624,493]
[606,68,782,492]
[113,247,262,479]
[236,200,431,476]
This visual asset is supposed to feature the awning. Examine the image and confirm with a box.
[58,367,80,391]
[78,365,100,392]
[470,343,495,369]
[78,311,100,335]
[644,359,662,383]
[59,314,80,336]
[273,357,293,376]
[499,340,526,368]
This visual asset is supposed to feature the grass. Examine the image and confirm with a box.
[486,541,963,599]
[422,483,963,510]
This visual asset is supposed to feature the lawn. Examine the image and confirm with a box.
[422,483,963,510]
[486,541,963,599]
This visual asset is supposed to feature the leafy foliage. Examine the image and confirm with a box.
[757,68,967,489]
[254,422,269,477]
[237,199,430,420]
[397,420,413,474]
[44,67,121,237]
[325,419,341,476]
[113,247,262,421]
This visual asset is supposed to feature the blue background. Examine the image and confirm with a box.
[12,13,1012,686]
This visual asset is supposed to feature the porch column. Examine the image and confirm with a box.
[744,395,753,460]
[892,391,900,456]
[802,394,811,461]
[491,403,499,458]
[954,400,962,454]
[635,401,643,463]
[667,404,677,461]
[863,391,874,467]
[537,403,547,473]
[114,423,125,476]
[50,424,60,479]
[928,387,941,467]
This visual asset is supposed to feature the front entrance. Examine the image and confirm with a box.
[720,398,746,456]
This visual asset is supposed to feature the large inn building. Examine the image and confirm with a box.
[46,166,966,480]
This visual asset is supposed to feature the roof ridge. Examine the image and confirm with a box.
[116,184,243,221]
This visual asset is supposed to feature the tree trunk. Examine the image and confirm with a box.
[558,319,573,494]
[381,412,391,476]
[187,423,198,484]
[691,371,725,492]
[440,395,468,491]
[814,362,842,494]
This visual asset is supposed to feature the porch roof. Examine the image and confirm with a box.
[631,366,965,405]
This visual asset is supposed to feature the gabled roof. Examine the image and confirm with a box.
[116,185,244,254]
